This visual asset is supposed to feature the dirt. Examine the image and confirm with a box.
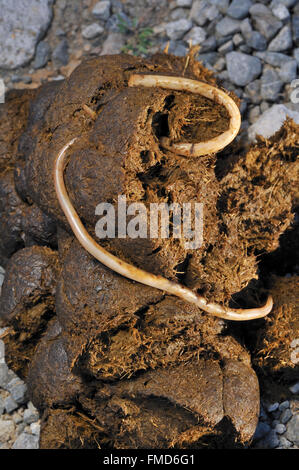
[0,52,298,449]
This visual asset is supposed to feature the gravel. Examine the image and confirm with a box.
[92,1,111,21]
[226,51,262,86]
[82,23,104,40]
[278,59,297,82]
[285,415,299,446]
[33,41,51,69]
[52,38,69,66]
[12,432,39,450]
[248,103,299,140]
[268,25,293,51]
[260,67,283,101]
[165,19,193,40]
[250,3,283,40]
[184,26,207,45]
[227,0,253,20]
[216,16,241,35]
[289,382,299,394]
[0,0,53,69]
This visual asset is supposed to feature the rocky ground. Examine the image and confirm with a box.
[0,0,298,449]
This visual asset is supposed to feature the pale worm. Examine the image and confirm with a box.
[128,74,242,157]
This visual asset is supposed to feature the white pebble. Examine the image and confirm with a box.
[275,423,286,434]
[268,402,279,413]
[30,422,41,436]
[289,382,299,394]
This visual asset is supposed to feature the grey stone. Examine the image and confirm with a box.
[0,340,5,364]
[184,26,207,45]
[12,412,23,425]
[218,40,234,53]
[250,4,283,40]
[101,32,125,55]
[17,423,26,435]
[227,0,252,20]
[279,401,290,411]
[275,423,286,434]
[253,421,271,441]
[278,60,297,83]
[218,70,229,81]
[12,432,39,449]
[189,1,210,26]
[55,27,66,37]
[294,47,299,65]
[4,396,19,414]
[244,79,262,104]
[23,408,39,425]
[30,422,41,436]
[233,33,244,47]
[247,31,267,50]
[259,403,268,421]
[272,4,290,21]
[52,39,69,66]
[176,0,192,6]
[281,408,293,424]
[216,17,241,36]
[226,51,262,86]
[82,23,104,40]
[270,0,297,7]
[217,34,233,47]
[0,363,9,388]
[173,42,189,57]
[256,51,294,66]
[214,57,226,71]
[268,402,279,413]
[260,101,270,113]
[293,16,299,46]
[240,17,253,37]
[0,420,15,443]
[107,12,131,32]
[263,430,280,448]
[33,41,51,69]
[268,25,293,51]
[205,4,219,21]
[248,104,299,141]
[176,0,193,7]
[0,397,4,415]
[249,106,261,124]
[0,266,5,289]
[279,436,293,448]
[92,1,111,21]
[197,52,218,66]
[207,0,229,14]
[272,409,282,420]
[165,19,192,40]
[289,381,299,394]
[6,378,27,404]
[260,68,283,101]
[200,36,217,52]
[171,7,190,20]
[285,414,299,445]
[0,0,53,69]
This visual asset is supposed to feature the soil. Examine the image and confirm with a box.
[0,52,298,449]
